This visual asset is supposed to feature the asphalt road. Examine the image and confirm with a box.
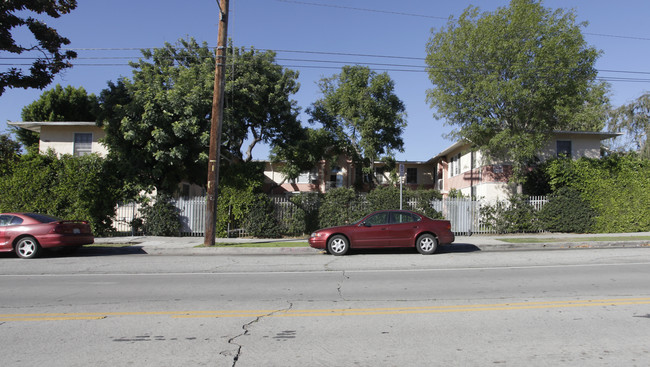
[1,248,650,366]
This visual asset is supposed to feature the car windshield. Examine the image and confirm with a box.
[24,213,60,223]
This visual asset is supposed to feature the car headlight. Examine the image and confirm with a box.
[310,232,322,238]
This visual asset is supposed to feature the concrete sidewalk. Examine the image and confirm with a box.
[93,232,650,255]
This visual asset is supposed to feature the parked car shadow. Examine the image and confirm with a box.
[339,243,481,256]
[50,245,148,257]
[437,243,482,253]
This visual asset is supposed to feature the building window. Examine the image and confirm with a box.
[375,166,386,184]
[329,166,343,188]
[293,169,317,184]
[74,133,93,156]
[450,153,461,176]
[557,140,572,158]
[406,167,417,184]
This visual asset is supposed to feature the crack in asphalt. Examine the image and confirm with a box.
[223,301,294,367]
[337,270,350,301]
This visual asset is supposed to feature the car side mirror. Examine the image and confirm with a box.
[363,222,372,227]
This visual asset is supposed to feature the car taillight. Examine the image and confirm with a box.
[51,221,89,234]
[52,224,66,234]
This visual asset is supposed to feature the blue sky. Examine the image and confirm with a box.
[1,0,649,161]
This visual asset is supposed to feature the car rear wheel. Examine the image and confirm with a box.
[416,234,438,255]
[15,236,42,259]
[327,235,349,256]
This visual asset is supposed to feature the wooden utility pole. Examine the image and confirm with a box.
[204,0,229,246]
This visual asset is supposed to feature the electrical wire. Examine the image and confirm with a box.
[5,46,650,83]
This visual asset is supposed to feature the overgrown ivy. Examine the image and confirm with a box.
[544,154,650,233]
[0,151,124,235]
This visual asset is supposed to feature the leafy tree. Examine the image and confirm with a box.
[561,81,611,132]
[0,133,21,175]
[14,84,99,149]
[269,127,342,183]
[98,39,301,194]
[0,0,77,95]
[425,0,601,171]
[308,65,407,187]
[608,93,649,158]
[222,45,302,163]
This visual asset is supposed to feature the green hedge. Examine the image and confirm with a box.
[0,151,123,235]
[316,186,443,229]
[546,154,650,233]
[537,187,595,233]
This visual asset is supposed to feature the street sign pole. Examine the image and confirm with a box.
[399,163,404,210]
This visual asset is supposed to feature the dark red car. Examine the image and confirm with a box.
[0,213,94,259]
[308,209,455,256]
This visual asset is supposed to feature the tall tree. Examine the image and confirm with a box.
[223,45,302,163]
[425,0,601,170]
[15,84,99,148]
[270,127,342,183]
[609,93,650,158]
[0,0,77,95]
[308,65,406,186]
[0,133,21,176]
[98,39,301,194]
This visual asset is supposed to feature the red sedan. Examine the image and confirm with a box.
[308,209,455,256]
[0,213,94,259]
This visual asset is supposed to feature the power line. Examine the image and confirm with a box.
[275,0,449,20]
[276,1,650,42]
[6,47,650,83]
[585,33,650,42]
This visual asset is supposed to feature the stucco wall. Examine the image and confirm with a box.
[39,125,108,157]
[538,135,602,161]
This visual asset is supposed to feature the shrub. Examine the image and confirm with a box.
[140,195,181,236]
[243,194,282,238]
[405,189,443,219]
[480,194,538,233]
[366,186,400,211]
[318,187,366,228]
[538,187,595,233]
[215,161,266,237]
[285,192,321,236]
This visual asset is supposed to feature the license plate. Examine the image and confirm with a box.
[73,228,81,234]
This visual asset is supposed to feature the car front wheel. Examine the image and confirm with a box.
[327,235,349,256]
[15,236,42,259]
[416,234,438,255]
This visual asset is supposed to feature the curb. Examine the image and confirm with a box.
[110,241,650,256]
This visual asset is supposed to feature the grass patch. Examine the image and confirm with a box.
[498,236,650,244]
[198,241,310,248]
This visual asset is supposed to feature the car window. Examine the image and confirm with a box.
[23,213,59,223]
[365,212,390,226]
[10,216,23,225]
[392,212,420,224]
[0,215,12,226]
